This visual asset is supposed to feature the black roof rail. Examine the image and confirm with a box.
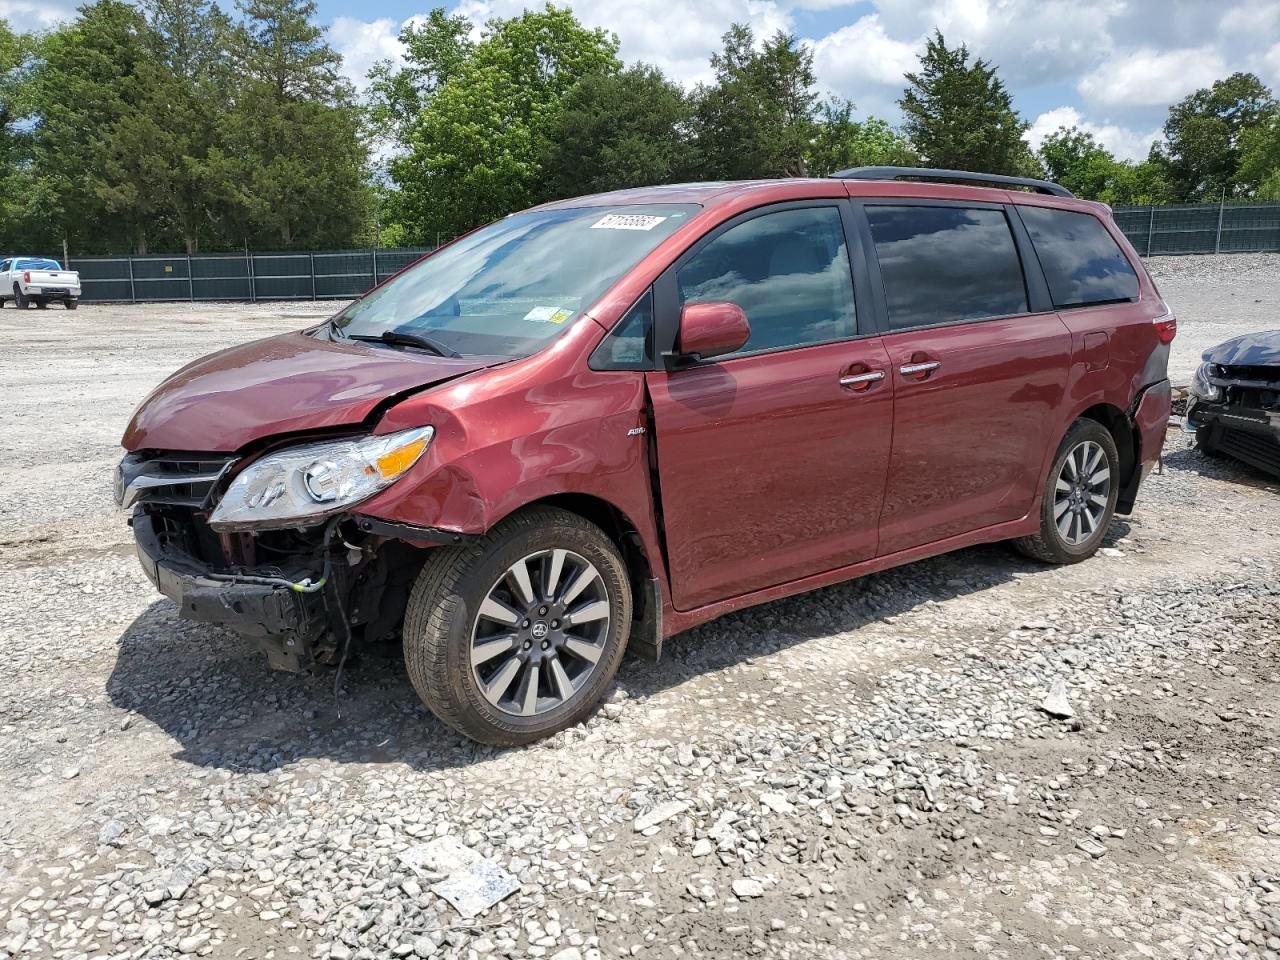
[831,165,1074,199]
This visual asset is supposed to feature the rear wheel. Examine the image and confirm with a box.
[1015,419,1119,564]
[12,284,27,309]
[403,507,632,746]
[65,298,78,310]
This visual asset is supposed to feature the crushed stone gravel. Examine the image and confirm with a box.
[0,258,1278,960]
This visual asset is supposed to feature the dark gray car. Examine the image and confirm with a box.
[1186,330,1280,478]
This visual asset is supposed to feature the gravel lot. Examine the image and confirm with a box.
[1,253,1278,960]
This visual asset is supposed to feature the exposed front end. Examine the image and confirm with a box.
[118,442,441,672]
[1187,361,1280,478]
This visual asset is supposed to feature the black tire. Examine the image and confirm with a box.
[403,506,632,746]
[12,284,27,309]
[1014,418,1120,565]
[1195,426,1223,458]
[65,298,78,310]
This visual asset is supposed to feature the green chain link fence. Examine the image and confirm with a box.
[1112,202,1280,256]
[64,202,1280,304]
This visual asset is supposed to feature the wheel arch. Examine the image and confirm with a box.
[1076,402,1138,513]
[492,492,667,659]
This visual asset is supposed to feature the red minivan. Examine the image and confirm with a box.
[117,167,1174,745]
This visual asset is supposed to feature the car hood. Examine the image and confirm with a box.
[123,330,502,452]
[1203,329,1280,367]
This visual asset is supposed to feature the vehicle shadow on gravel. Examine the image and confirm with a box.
[1162,441,1280,492]
[106,523,1129,774]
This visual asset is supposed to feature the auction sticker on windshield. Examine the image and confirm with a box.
[523,306,576,324]
[590,214,668,231]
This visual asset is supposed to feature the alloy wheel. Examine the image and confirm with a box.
[469,548,611,717]
[1053,439,1111,546]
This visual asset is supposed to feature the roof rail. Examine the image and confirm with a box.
[831,165,1074,199]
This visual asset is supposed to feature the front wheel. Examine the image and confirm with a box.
[65,298,78,310]
[1014,419,1119,564]
[403,507,632,746]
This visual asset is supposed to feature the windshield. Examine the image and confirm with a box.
[332,204,698,358]
[17,258,61,270]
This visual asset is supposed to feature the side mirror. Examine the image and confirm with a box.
[677,301,750,361]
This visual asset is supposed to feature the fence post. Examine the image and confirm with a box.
[372,247,379,286]
[246,243,256,303]
[1146,206,1155,256]
[1214,190,1226,254]
[127,255,136,304]
[310,252,317,300]
[187,255,194,300]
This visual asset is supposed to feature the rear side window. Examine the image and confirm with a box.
[677,206,856,356]
[866,206,1028,331]
[1018,206,1139,308]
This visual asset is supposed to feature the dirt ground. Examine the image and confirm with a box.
[0,254,1278,960]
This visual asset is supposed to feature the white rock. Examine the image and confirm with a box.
[1040,678,1075,719]
[633,801,688,833]
[732,877,765,899]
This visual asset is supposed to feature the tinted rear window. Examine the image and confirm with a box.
[1018,206,1138,308]
[866,206,1028,330]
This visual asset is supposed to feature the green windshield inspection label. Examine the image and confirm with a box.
[590,214,668,231]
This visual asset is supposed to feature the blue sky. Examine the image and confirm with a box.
[8,0,1280,160]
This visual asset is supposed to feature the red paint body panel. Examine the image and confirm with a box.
[644,338,894,610]
[876,314,1072,554]
[123,176,1173,645]
[123,331,499,452]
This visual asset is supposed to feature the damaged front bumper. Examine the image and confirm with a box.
[1186,364,1280,479]
[132,511,331,671]
[1187,395,1280,478]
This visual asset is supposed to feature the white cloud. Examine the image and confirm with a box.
[0,0,75,27]
[454,0,793,89]
[1025,106,1161,163]
[330,16,407,90]
[1077,47,1228,109]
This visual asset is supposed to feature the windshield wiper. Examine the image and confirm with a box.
[344,330,462,359]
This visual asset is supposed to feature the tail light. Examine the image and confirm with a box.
[23,271,30,283]
[1152,312,1176,344]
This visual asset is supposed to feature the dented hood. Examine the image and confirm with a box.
[124,330,501,452]
[1202,329,1280,367]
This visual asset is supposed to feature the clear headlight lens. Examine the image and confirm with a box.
[1189,362,1221,402]
[208,426,434,530]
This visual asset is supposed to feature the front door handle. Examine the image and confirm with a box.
[899,360,940,377]
[839,370,885,388]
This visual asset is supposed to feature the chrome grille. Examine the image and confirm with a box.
[116,452,236,509]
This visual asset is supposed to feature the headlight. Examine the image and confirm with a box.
[208,426,434,530]
[1189,362,1221,402]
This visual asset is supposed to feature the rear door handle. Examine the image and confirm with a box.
[839,370,885,387]
[899,361,940,376]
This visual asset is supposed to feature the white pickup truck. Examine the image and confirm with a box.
[0,257,81,309]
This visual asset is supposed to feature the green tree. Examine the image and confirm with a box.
[691,25,818,179]
[1037,127,1119,198]
[215,0,369,246]
[367,8,473,148]
[391,4,619,242]
[1237,114,1280,199]
[806,99,919,177]
[540,64,696,197]
[99,0,232,253]
[27,0,156,252]
[1152,73,1275,201]
[898,30,1030,175]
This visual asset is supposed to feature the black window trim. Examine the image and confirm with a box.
[1010,203,1141,311]
[852,197,1054,336]
[653,198,876,369]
